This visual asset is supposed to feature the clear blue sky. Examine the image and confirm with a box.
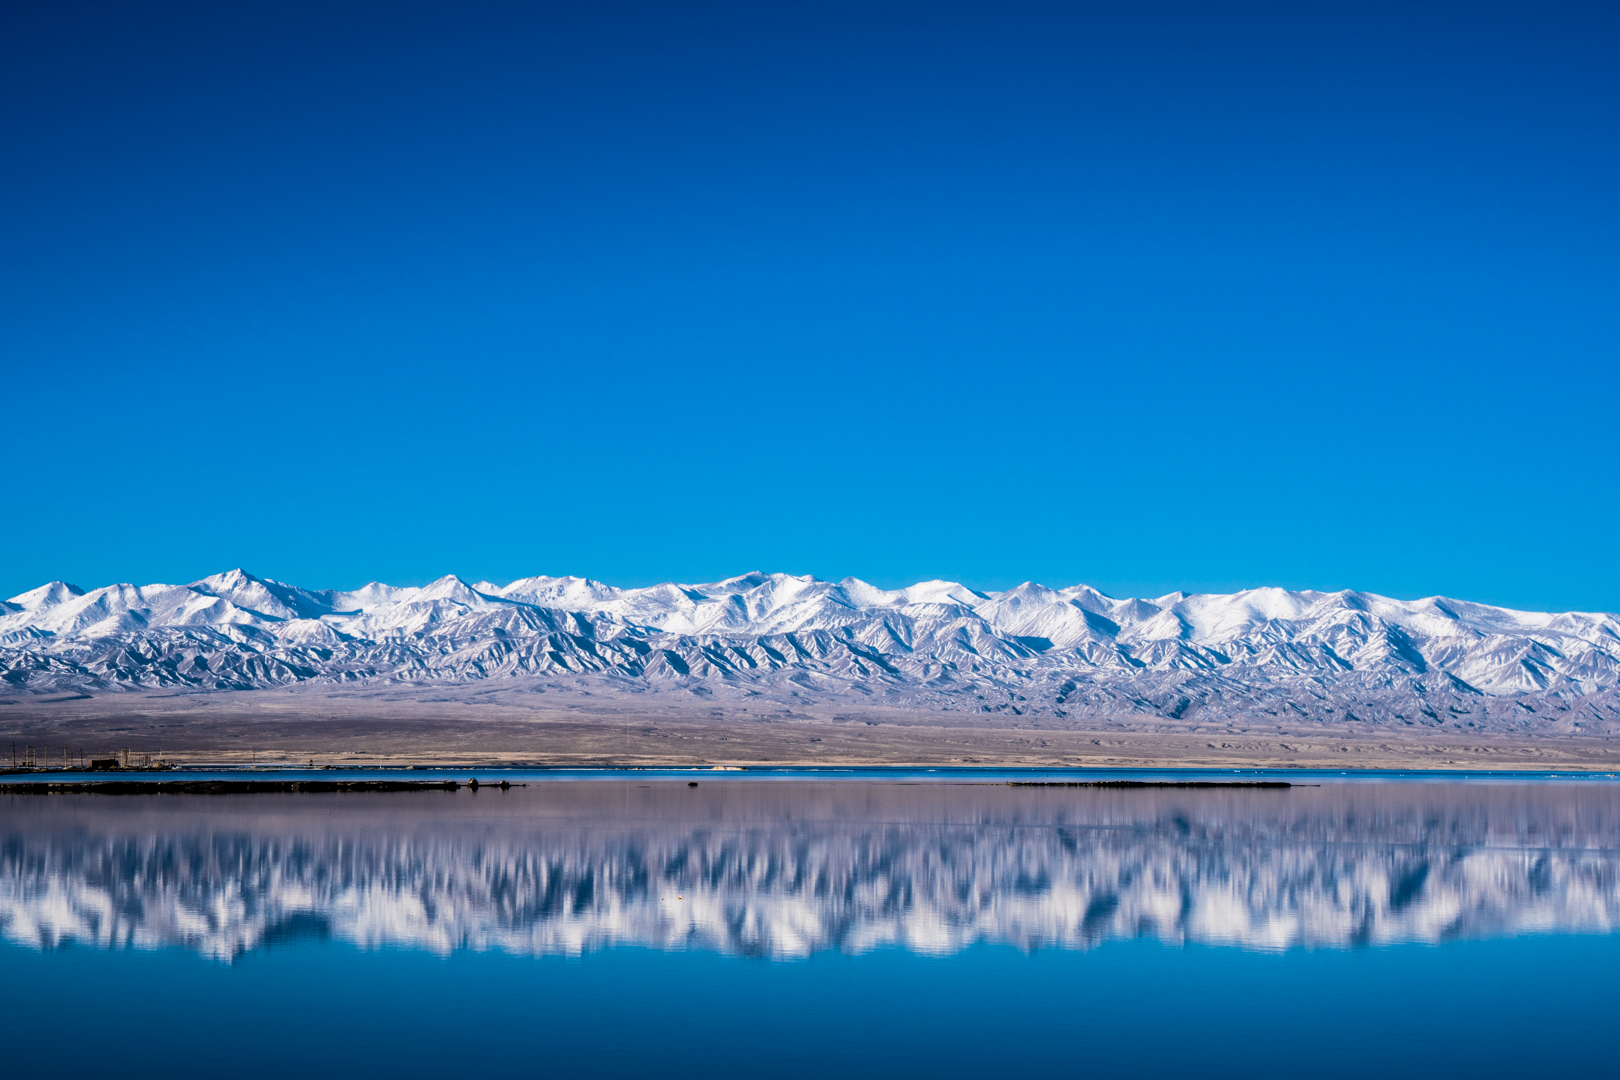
[3,1,1617,612]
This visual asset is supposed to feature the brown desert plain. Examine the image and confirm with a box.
[3,685,1619,772]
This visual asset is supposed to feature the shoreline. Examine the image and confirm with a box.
[1,763,1617,784]
[5,772,1618,796]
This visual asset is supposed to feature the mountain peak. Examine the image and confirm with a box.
[192,568,261,590]
[416,575,493,605]
[5,580,86,610]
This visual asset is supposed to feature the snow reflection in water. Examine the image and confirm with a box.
[2,781,1618,959]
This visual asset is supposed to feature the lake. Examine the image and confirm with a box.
[3,772,1618,1077]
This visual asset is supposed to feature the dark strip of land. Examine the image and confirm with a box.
[1007,780,1291,788]
[0,779,506,795]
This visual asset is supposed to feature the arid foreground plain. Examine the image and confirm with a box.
[4,685,1619,772]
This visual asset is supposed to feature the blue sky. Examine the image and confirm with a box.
[3,0,1617,612]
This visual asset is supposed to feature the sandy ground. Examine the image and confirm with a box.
[2,686,1618,772]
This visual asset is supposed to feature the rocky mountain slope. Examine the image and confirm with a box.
[4,570,1618,732]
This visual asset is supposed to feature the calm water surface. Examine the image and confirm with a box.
[3,777,1617,1077]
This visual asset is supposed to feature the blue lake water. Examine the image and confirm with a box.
[3,775,1618,1076]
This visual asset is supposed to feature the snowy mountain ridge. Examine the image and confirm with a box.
[4,570,1619,729]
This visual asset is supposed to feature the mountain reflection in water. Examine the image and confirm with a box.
[2,781,1617,960]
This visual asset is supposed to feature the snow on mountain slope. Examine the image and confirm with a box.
[3,570,1618,731]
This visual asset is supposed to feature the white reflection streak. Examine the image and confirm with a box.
[2,806,1619,959]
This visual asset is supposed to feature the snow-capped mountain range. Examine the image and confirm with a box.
[4,570,1619,729]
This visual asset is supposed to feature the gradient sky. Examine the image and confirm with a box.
[3,0,1617,612]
